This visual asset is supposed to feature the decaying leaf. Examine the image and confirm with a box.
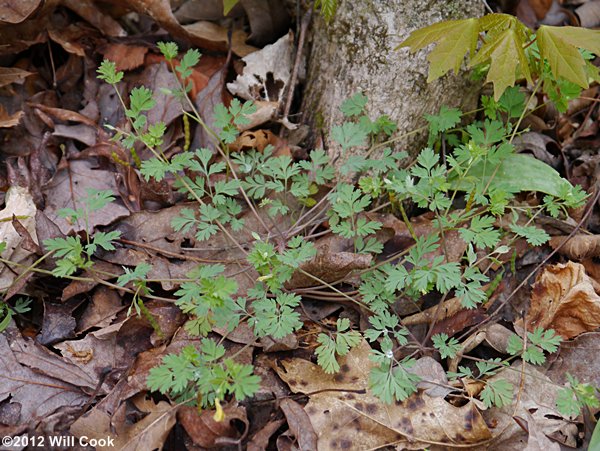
[70,394,178,451]
[43,160,130,234]
[483,363,578,449]
[275,341,492,449]
[0,324,88,426]
[545,332,600,387]
[516,261,600,339]
[279,399,318,450]
[549,234,600,261]
[0,67,33,87]
[100,43,148,72]
[0,0,43,24]
[0,185,37,291]
[286,235,372,289]
[0,105,24,128]
[227,32,295,103]
[179,404,249,448]
[522,410,561,451]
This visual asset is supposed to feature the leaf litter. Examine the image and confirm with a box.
[0,0,599,449]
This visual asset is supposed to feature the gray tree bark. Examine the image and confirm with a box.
[302,0,484,167]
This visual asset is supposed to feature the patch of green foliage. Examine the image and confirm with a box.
[398,13,600,101]
[35,24,595,415]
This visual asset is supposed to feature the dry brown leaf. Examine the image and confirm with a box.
[0,105,23,128]
[376,211,467,263]
[576,1,600,27]
[184,20,258,57]
[30,103,97,126]
[247,419,285,451]
[0,325,88,425]
[229,129,273,152]
[274,341,492,450]
[0,67,33,87]
[522,410,561,451]
[178,404,249,448]
[47,23,90,56]
[549,234,600,260]
[70,394,178,451]
[61,0,125,37]
[0,0,42,23]
[38,300,77,345]
[516,261,600,339]
[239,100,278,130]
[43,159,130,234]
[280,399,318,450]
[54,323,123,395]
[101,43,149,72]
[545,332,600,388]
[286,235,372,289]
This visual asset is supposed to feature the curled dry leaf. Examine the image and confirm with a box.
[70,394,178,451]
[515,262,600,339]
[279,399,318,451]
[229,129,273,152]
[274,341,492,450]
[0,67,33,87]
[285,235,372,289]
[0,105,24,128]
[575,1,600,28]
[227,32,295,103]
[178,404,249,448]
[516,261,600,339]
[183,20,258,57]
[549,234,600,260]
[100,43,149,72]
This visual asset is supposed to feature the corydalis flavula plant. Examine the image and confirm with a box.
[90,36,593,416]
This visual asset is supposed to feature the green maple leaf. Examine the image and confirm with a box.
[223,0,239,15]
[537,26,600,89]
[471,28,530,100]
[398,18,479,81]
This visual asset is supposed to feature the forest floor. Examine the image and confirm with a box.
[0,0,600,450]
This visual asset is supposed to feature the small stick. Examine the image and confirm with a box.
[280,9,312,136]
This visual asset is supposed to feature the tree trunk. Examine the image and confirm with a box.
[302,0,484,167]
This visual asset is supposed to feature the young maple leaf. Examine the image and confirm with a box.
[537,26,600,89]
[397,18,479,81]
